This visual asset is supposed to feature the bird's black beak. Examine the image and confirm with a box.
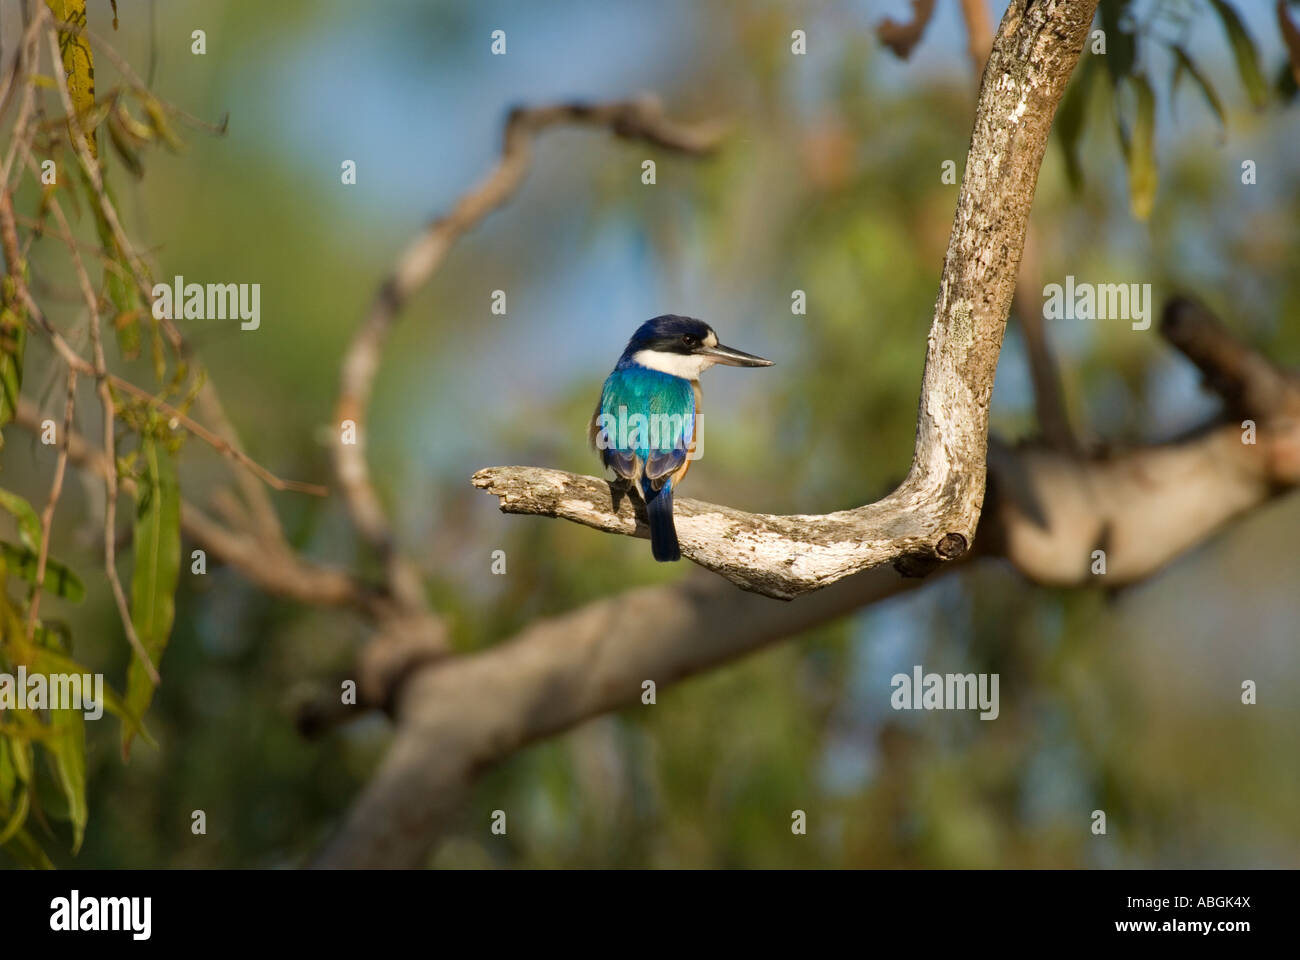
[699,342,774,367]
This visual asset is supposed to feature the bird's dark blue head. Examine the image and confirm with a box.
[617,314,773,377]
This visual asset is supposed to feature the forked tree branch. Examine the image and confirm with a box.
[316,297,1300,868]
[473,1,1102,599]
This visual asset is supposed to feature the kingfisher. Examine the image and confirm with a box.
[589,315,773,562]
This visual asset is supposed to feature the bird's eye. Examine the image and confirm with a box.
[681,334,699,347]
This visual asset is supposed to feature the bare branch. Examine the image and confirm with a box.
[25,367,74,638]
[1014,225,1079,452]
[35,181,161,683]
[957,0,993,82]
[320,296,1300,867]
[1160,296,1300,421]
[11,399,372,612]
[334,97,727,611]
[0,4,44,189]
[311,564,920,868]
[877,0,938,60]
[474,2,1102,599]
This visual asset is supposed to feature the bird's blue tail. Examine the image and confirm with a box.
[643,479,680,562]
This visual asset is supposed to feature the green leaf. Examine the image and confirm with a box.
[83,169,141,359]
[0,737,20,838]
[0,305,24,432]
[30,645,154,746]
[1,824,54,869]
[0,787,30,846]
[1120,72,1157,221]
[1056,53,1098,190]
[10,737,32,785]
[33,617,73,652]
[107,108,145,179]
[1207,0,1268,108]
[0,488,42,551]
[45,708,87,852]
[1170,45,1226,129]
[0,542,86,602]
[1098,0,1135,87]
[123,436,179,755]
[0,739,15,806]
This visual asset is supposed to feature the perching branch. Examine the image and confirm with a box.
[334,97,728,612]
[318,297,1300,868]
[474,0,1102,599]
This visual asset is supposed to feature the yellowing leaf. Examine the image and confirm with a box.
[0,305,25,432]
[1121,73,1157,222]
[44,0,98,159]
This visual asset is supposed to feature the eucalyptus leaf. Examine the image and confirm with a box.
[45,708,87,852]
[1124,73,1158,221]
[1171,45,1226,129]
[1207,0,1268,108]
[123,437,180,756]
[0,542,86,603]
[0,489,42,552]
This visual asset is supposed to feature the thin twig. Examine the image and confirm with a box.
[25,368,75,639]
[0,0,45,125]
[8,202,327,499]
[0,5,43,191]
[43,22,289,542]
[42,184,160,684]
[109,374,329,496]
[11,398,375,613]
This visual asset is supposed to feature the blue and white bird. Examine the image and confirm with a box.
[589,315,773,562]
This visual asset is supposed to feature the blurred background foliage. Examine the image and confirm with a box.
[1,0,1298,867]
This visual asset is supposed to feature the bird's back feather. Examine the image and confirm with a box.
[593,364,695,562]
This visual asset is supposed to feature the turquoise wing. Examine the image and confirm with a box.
[595,368,694,483]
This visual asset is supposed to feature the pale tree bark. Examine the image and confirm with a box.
[470,0,1102,600]
[314,295,1300,867]
[312,0,1123,867]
